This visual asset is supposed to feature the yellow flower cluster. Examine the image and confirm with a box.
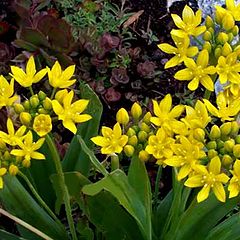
[159,1,240,94]
[0,57,92,188]
[92,92,240,203]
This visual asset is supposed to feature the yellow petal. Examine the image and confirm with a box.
[158,43,177,54]
[188,77,199,91]
[193,26,206,36]
[170,29,187,38]
[197,50,209,67]
[63,120,77,134]
[62,65,75,80]
[52,100,64,115]
[212,183,226,202]
[0,177,3,189]
[74,114,92,123]
[175,69,194,80]
[91,136,109,147]
[182,5,195,24]
[113,123,122,138]
[200,76,214,91]
[101,126,113,137]
[203,99,219,117]
[178,164,191,180]
[228,182,239,198]
[0,168,7,176]
[33,68,47,83]
[7,118,15,135]
[209,156,221,175]
[10,149,25,157]
[72,99,89,112]
[171,14,185,29]
[31,152,45,160]
[169,105,185,118]
[165,56,181,69]
[185,175,204,187]
[197,185,211,202]
[160,94,172,114]
[187,46,198,57]
[26,56,36,76]
[195,9,202,26]
[63,90,74,108]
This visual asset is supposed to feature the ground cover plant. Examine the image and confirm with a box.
[1,0,240,239]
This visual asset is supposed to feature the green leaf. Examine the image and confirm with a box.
[62,83,103,176]
[12,39,38,51]
[50,171,91,213]
[0,229,27,240]
[82,169,150,240]
[206,212,240,240]
[128,155,152,240]
[0,175,68,240]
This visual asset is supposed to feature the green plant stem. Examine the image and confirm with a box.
[18,170,60,224]
[204,89,212,100]
[29,86,34,96]
[153,166,162,209]
[45,134,78,240]
[193,36,203,46]
[51,88,57,99]
[0,208,54,240]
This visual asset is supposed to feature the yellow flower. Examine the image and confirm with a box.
[216,0,240,21]
[52,90,92,134]
[10,56,47,87]
[174,50,216,91]
[47,61,76,88]
[185,156,229,202]
[11,131,45,165]
[0,76,18,109]
[158,35,198,69]
[145,128,174,165]
[0,118,26,146]
[150,94,185,135]
[164,136,206,180]
[116,108,129,125]
[182,100,211,129]
[33,114,52,137]
[171,5,206,37]
[203,92,240,121]
[91,123,128,155]
[228,160,240,198]
[0,167,7,189]
[216,52,240,85]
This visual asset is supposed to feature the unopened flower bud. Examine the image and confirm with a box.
[20,112,32,126]
[13,103,24,114]
[30,95,40,108]
[124,145,135,157]
[214,47,222,59]
[233,144,240,158]
[231,121,240,135]
[0,139,6,149]
[116,108,129,125]
[22,158,31,168]
[38,108,48,114]
[227,33,234,43]
[138,150,150,162]
[215,8,225,24]
[217,139,224,149]
[203,41,212,53]
[203,31,212,41]
[224,139,235,152]
[193,128,205,142]
[222,13,235,31]
[38,91,46,101]
[138,130,148,142]
[217,32,229,44]
[127,127,136,137]
[232,25,239,36]
[222,42,232,56]
[207,141,217,150]
[208,27,214,35]
[143,112,152,124]
[222,154,233,167]
[220,122,232,136]
[9,164,19,176]
[140,122,151,133]
[205,16,214,28]
[3,151,11,161]
[235,135,240,144]
[43,97,52,110]
[208,149,218,159]
[131,102,142,120]
[210,125,221,140]
[23,100,30,110]
[128,135,138,146]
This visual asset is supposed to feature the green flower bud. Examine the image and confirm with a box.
[217,139,225,149]
[210,125,221,140]
[138,150,150,162]
[111,155,119,171]
[30,95,40,108]
[222,42,232,56]
[231,121,240,136]
[235,135,240,144]
[132,125,140,133]
[208,149,218,159]
[3,151,11,161]
[233,144,240,158]
[205,16,214,28]
[222,13,235,31]
[42,97,52,110]
[23,100,30,110]
[214,47,222,59]
[116,108,129,125]
[9,164,19,176]
[38,91,47,101]
[138,130,148,142]
[193,128,205,142]
[224,139,235,152]
[203,41,212,53]
[143,112,152,124]
[208,27,215,35]
[19,112,32,126]
[22,158,31,168]
[222,154,233,167]
[207,141,217,150]
[124,145,135,157]
[216,32,229,44]
[127,127,136,137]
[203,31,212,41]
[38,108,48,114]
[0,139,6,149]
[140,122,151,133]
[131,102,142,120]
[128,135,138,146]
[219,147,225,155]
[232,25,239,36]
[220,122,232,136]
[13,103,24,114]
[227,33,234,43]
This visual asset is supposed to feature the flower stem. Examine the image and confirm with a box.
[153,166,162,209]
[45,134,78,240]
[29,86,34,96]
[18,170,60,224]
[193,36,203,47]
[50,88,57,99]
[204,89,212,100]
